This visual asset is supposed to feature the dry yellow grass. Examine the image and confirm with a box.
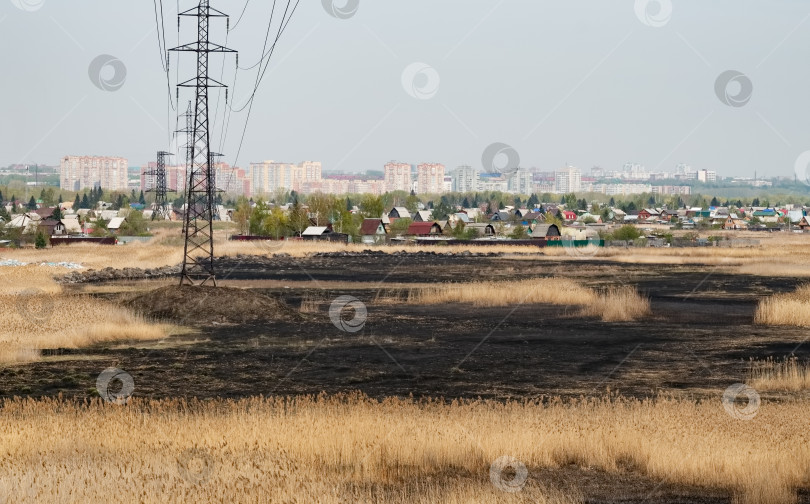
[0,291,174,364]
[0,394,806,503]
[749,357,810,391]
[580,285,652,322]
[401,279,650,322]
[755,284,810,327]
[2,228,810,278]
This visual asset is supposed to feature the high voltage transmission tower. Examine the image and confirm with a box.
[175,101,194,234]
[144,151,173,221]
[169,0,237,286]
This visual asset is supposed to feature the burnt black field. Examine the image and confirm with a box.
[7,252,807,401]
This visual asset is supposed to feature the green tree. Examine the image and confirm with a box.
[35,230,47,249]
[119,210,149,236]
[264,206,290,238]
[359,194,384,218]
[432,199,453,221]
[138,190,145,205]
[287,200,310,237]
[510,224,528,239]
[80,193,90,209]
[90,218,109,237]
[405,194,420,214]
[52,206,62,220]
[27,196,37,210]
[389,217,412,235]
[232,196,251,235]
[613,225,642,241]
[74,193,80,209]
[564,193,577,209]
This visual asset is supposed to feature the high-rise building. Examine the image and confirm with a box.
[416,163,445,194]
[554,165,581,193]
[508,168,534,195]
[697,169,717,183]
[60,155,129,191]
[384,161,412,193]
[452,165,478,193]
[249,160,322,195]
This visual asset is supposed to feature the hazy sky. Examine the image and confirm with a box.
[1,0,809,178]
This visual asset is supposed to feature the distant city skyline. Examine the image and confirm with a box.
[2,1,810,181]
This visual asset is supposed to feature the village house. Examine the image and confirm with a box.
[360,219,387,244]
[406,221,442,236]
[721,215,748,230]
[465,223,496,237]
[388,207,411,220]
[529,224,561,239]
[412,210,433,222]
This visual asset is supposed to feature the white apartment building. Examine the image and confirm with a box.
[697,169,717,183]
[452,165,479,193]
[383,161,412,193]
[508,168,534,195]
[554,165,581,193]
[60,155,129,191]
[249,160,322,195]
[416,163,445,194]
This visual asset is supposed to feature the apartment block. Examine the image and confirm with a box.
[60,155,129,191]
[416,163,445,194]
[384,161,412,193]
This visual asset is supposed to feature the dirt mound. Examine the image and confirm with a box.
[126,285,300,325]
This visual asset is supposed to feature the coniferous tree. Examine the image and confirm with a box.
[138,190,145,205]
[80,193,90,209]
[74,193,80,209]
[27,196,37,210]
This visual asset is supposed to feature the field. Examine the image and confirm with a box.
[2,229,810,503]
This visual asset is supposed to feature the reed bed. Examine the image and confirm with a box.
[754,284,810,327]
[749,357,810,391]
[402,279,650,322]
[0,394,805,503]
[0,291,173,363]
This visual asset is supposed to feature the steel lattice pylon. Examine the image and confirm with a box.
[144,151,173,220]
[175,101,194,235]
[170,0,236,286]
